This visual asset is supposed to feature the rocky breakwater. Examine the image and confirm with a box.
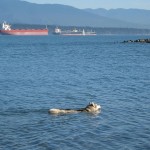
[123,38,150,43]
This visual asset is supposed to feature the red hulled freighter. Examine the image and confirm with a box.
[0,22,48,35]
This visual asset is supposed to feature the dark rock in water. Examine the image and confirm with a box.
[123,38,150,43]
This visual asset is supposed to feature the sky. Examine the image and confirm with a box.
[24,0,150,9]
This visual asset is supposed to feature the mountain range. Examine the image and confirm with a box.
[0,0,150,29]
[85,8,150,29]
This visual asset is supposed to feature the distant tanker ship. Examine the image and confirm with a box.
[0,22,48,35]
[53,27,96,36]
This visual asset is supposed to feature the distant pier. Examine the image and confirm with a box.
[123,38,150,43]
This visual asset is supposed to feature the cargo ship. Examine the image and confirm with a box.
[53,27,96,36]
[0,22,48,35]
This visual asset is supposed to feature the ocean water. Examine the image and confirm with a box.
[0,35,150,150]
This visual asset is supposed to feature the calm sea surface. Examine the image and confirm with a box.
[0,35,150,150]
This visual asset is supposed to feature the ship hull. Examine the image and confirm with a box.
[53,31,96,36]
[61,33,97,36]
[0,29,48,35]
